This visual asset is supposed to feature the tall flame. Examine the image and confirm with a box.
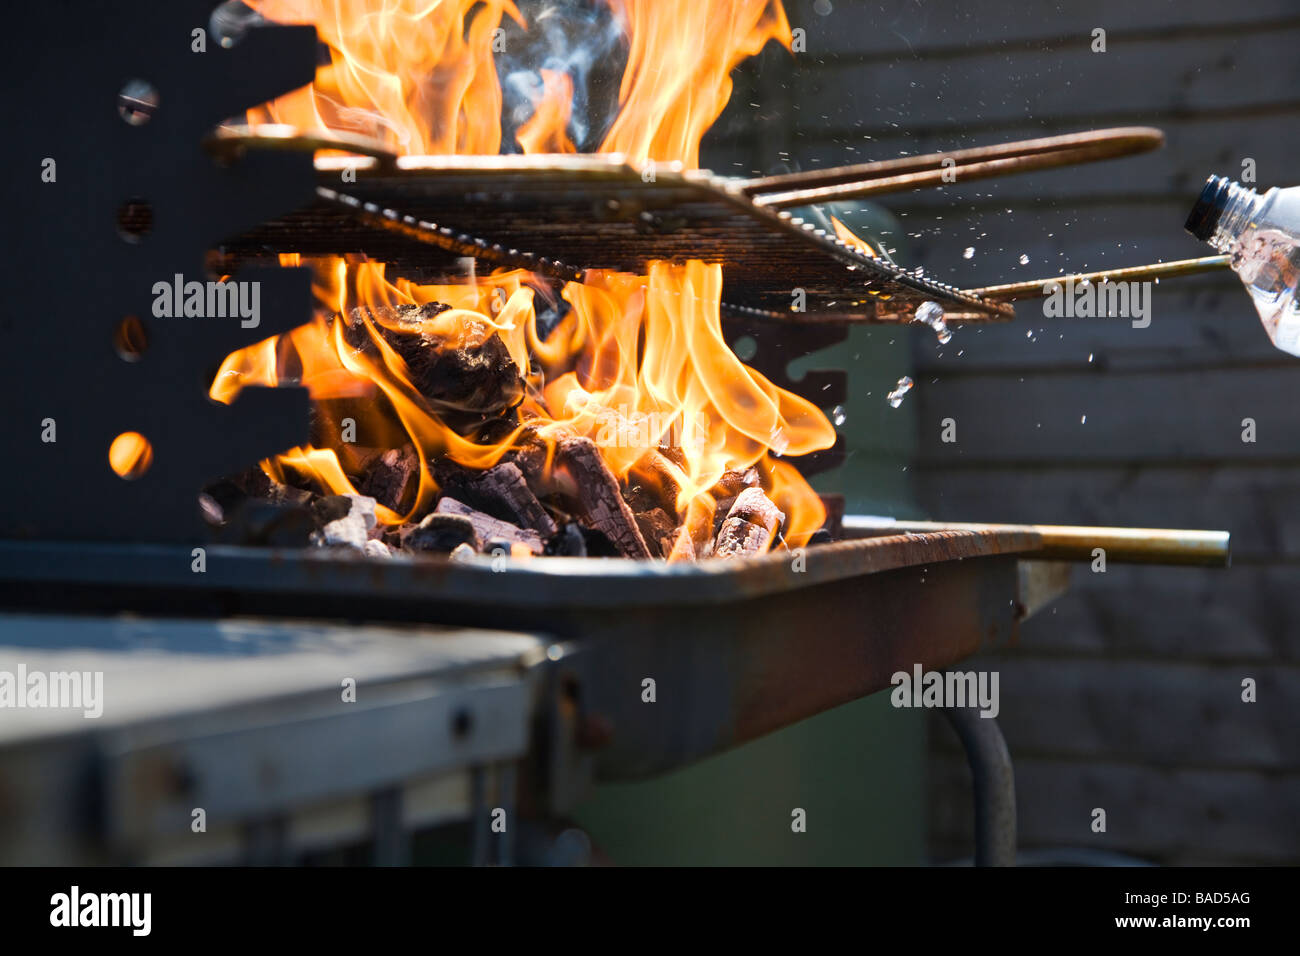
[246,0,790,168]
[597,0,791,167]
[245,0,525,154]
[515,69,577,154]
[224,1,836,556]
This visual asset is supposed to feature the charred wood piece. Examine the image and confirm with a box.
[555,437,651,558]
[359,446,421,514]
[339,302,525,432]
[404,512,479,553]
[434,460,557,537]
[709,467,763,536]
[313,494,380,551]
[714,487,785,558]
[634,507,679,559]
[434,497,544,554]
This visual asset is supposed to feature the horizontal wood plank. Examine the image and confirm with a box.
[913,287,1279,373]
[929,754,1300,863]
[784,0,1300,58]
[1018,565,1300,662]
[927,658,1300,768]
[782,26,1300,135]
[914,367,1300,463]
[915,464,1300,560]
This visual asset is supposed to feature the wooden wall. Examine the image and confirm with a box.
[734,0,1300,864]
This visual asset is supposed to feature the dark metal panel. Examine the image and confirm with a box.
[0,2,318,543]
[0,614,545,864]
[564,554,1024,779]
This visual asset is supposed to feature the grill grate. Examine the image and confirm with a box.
[221,154,1016,323]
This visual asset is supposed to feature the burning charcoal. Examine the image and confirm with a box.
[213,501,316,548]
[667,527,697,562]
[710,467,761,500]
[360,446,420,514]
[634,507,678,559]
[657,443,689,470]
[502,423,563,490]
[449,542,477,562]
[434,460,557,536]
[308,407,405,470]
[434,497,544,554]
[624,449,683,516]
[713,487,786,559]
[381,523,407,550]
[808,528,833,547]
[709,467,762,533]
[545,522,588,557]
[351,495,379,530]
[311,495,353,526]
[405,512,478,553]
[339,302,524,432]
[363,539,392,559]
[483,461,558,536]
[312,494,380,552]
[209,467,315,511]
[317,517,368,550]
[554,437,651,558]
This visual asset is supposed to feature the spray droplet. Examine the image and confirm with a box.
[832,405,847,426]
[963,246,975,259]
[1081,414,1087,424]
[886,375,914,408]
[1019,254,1030,265]
[912,300,953,344]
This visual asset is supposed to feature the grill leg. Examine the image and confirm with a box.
[370,787,409,866]
[942,706,1016,866]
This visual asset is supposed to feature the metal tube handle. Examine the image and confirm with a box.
[843,518,1230,566]
[741,128,1165,209]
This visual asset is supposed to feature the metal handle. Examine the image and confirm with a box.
[971,255,1231,301]
[204,123,399,167]
[843,517,1230,566]
[741,127,1164,209]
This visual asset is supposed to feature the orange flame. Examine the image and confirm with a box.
[516,69,577,154]
[597,0,792,167]
[214,255,834,551]
[831,215,879,258]
[223,1,833,557]
[245,0,525,154]
[246,0,790,169]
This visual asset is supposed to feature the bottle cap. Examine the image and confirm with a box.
[1185,175,1232,241]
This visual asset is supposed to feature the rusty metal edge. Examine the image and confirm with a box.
[0,530,1043,613]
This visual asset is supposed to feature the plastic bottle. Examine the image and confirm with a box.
[1186,175,1300,355]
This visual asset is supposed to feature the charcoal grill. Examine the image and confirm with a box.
[0,2,1230,866]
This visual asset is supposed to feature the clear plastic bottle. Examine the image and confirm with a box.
[1186,175,1300,355]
